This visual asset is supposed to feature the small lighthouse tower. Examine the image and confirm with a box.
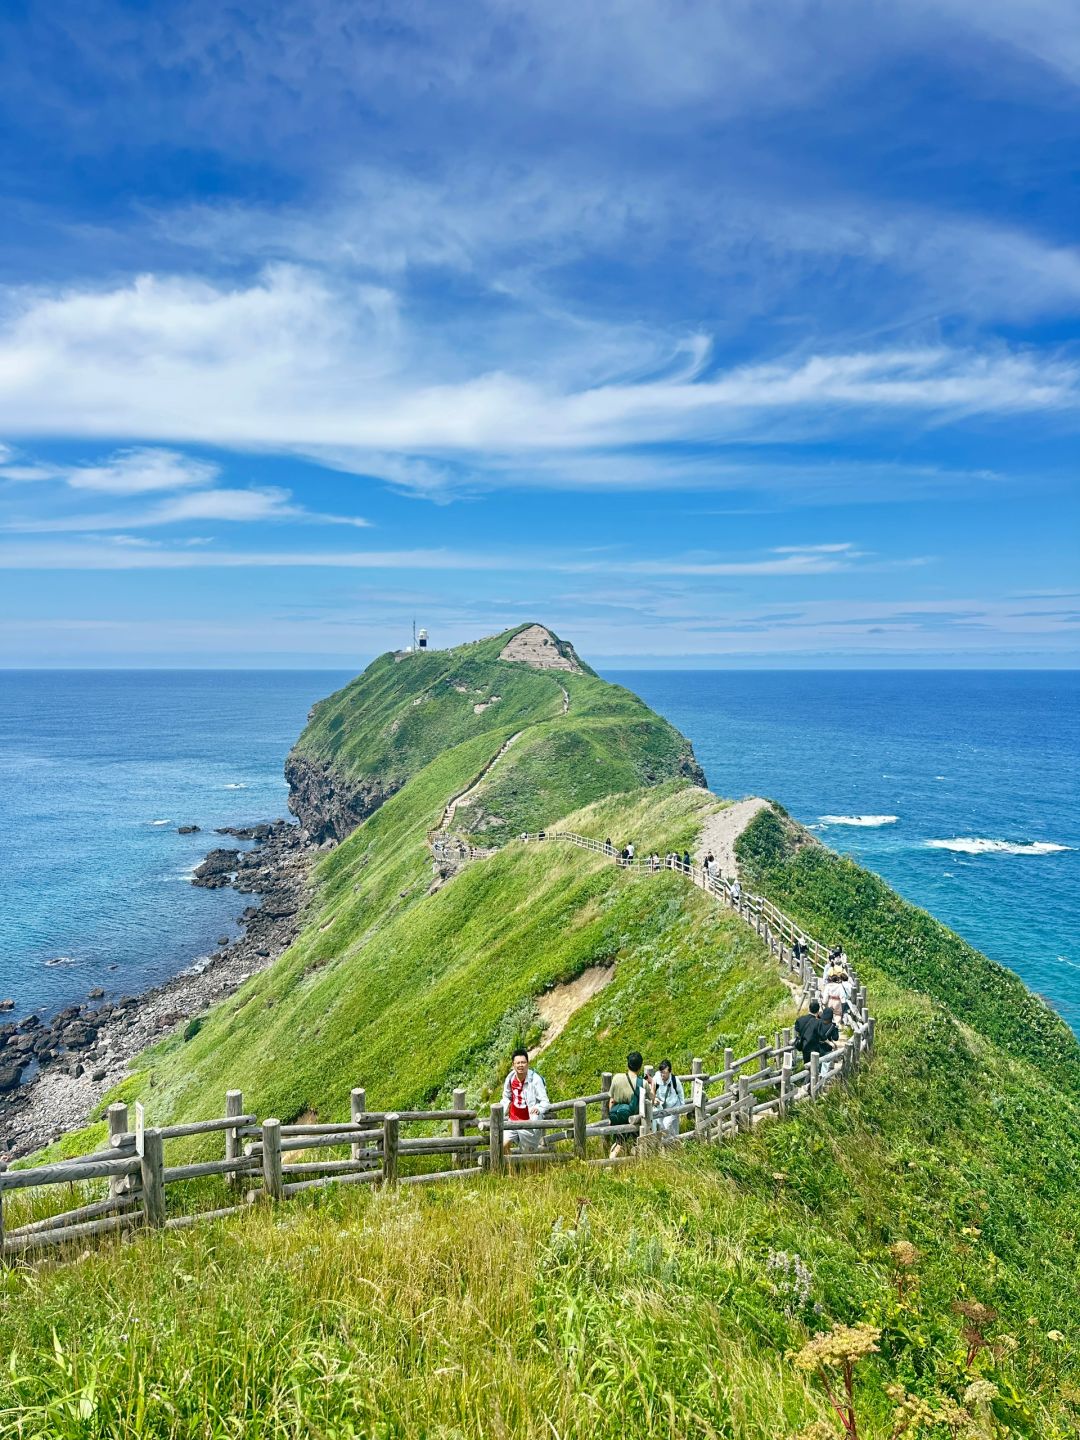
[417,627,429,651]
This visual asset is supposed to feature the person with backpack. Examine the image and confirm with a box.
[651,1059,684,1138]
[607,1051,648,1155]
[501,1047,550,1154]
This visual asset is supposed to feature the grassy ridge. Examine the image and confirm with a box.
[6,642,1080,1437]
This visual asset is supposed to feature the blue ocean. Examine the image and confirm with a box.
[1,669,1077,1032]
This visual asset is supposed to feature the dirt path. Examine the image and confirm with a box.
[695,797,770,881]
[439,730,525,830]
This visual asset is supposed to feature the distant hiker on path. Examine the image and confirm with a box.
[502,1048,549,1153]
[731,880,741,906]
[604,838,613,855]
[682,850,691,869]
[651,1059,684,1138]
[794,1000,837,1064]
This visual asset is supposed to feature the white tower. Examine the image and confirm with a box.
[418,627,429,651]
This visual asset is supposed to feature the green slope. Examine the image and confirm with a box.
[5,634,1080,1438]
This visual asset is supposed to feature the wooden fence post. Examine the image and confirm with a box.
[140,1127,166,1227]
[107,1102,129,1198]
[261,1119,284,1201]
[641,1084,653,1141]
[452,1087,467,1169]
[350,1087,367,1163]
[488,1104,505,1173]
[382,1113,399,1186]
[224,1090,243,1188]
[573,1101,587,1160]
[758,1036,769,1074]
[867,1016,876,1054]
[600,1073,612,1123]
[779,1052,792,1118]
[810,1053,821,1100]
[737,1076,751,1133]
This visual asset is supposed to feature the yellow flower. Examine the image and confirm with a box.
[1048,1329,1066,1342]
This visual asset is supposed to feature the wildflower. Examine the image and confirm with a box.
[1047,1330,1066,1342]
[964,1379,999,1407]
[794,1324,881,1439]
[889,1240,919,1267]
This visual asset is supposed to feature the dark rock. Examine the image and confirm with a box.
[0,999,13,1013]
[62,1022,97,1050]
[0,1064,24,1093]
[217,936,230,947]
[191,849,240,889]
[177,824,201,835]
[91,1068,107,1082]
[285,752,400,845]
[87,987,105,1000]
[18,1014,42,1031]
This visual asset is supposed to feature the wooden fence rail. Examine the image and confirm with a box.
[0,826,873,1260]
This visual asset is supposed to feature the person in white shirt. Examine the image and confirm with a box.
[501,1048,550,1153]
[651,1059,685,1138]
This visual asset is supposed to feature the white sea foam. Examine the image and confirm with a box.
[223,783,248,790]
[43,955,77,967]
[925,837,1073,856]
[820,814,899,827]
[150,818,171,826]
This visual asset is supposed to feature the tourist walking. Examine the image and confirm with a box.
[651,1059,684,1138]
[501,1048,549,1153]
[794,1000,837,1064]
[607,1051,647,1155]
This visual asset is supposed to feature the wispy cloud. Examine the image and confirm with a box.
[0,268,1076,501]
[0,444,371,531]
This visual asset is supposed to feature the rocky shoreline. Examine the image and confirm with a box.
[0,819,317,1161]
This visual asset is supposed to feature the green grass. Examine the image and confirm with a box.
[6,648,1080,1437]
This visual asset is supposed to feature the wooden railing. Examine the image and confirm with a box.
[1,827,873,1259]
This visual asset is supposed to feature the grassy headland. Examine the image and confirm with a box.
[2,627,1078,1439]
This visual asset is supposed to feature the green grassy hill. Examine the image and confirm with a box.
[3,631,1079,1439]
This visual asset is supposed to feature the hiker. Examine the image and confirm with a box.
[823,968,851,1021]
[501,1048,550,1153]
[650,852,660,871]
[794,1000,837,1064]
[792,936,804,965]
[651,1059,684,1138]
[682,850,691,869]
[607,1051,647,1155]
[604,837,613,855]
[731,879,742,906]
[626,841,635,861]
[619,846,629,866]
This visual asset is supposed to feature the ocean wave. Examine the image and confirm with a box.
[149,818,171,826]
[820,814,899,827]
[223,783,248,790]
[43,955,77,967]
[925,837,1073,856]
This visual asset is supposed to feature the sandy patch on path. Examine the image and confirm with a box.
[535,965,614,1051]
[696,797,770,881]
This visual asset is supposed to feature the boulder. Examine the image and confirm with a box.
[62,1022,97,1050]
[87,987,105,1000]
[177,824,201,834]
[191,849,240,888]
[0,1063,24,1093]
[0,999,13,1013]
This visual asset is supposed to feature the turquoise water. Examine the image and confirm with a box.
[1,669,1077,1032]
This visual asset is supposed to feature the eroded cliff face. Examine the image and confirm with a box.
[284,752,401,845]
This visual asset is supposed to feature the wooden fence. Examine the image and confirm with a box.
[0,829,873,1260]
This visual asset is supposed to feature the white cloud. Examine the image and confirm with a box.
[0,267,1075,500]
[63,447,219,494]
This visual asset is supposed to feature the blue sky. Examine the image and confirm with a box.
[0,1,1078,667]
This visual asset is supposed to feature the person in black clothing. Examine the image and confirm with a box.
[794,999,837,1064]
[682,850,691,869]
